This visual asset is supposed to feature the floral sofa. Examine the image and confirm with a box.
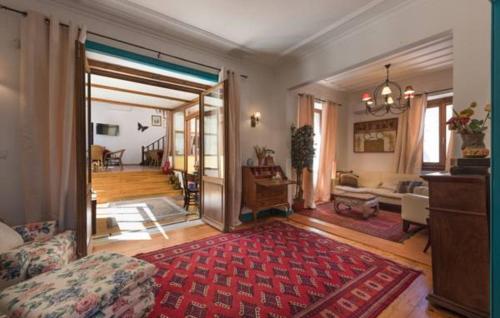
[0,252,156,318]
[0,221,76,290]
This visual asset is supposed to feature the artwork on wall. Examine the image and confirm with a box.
[353,118,398,153]
[151,115,162,127]
[137,122,149,132]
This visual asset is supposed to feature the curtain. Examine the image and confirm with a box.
[161,110,173,166]
[219,69,242,228]
[297,94,315,208]
[393,95,427,174]
[314,101,338,203]
[20,12,86,228]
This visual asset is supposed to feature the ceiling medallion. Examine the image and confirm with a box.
[361,64,415,116]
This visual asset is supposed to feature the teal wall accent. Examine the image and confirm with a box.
[85,41,219,83]
[492,0,499,315]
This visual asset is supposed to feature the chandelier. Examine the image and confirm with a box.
[361,64,415,116]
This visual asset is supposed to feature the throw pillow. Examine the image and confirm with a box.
[408,181,424,193]
[0,221,24,253]
[395,181,411,193]
[339,173,358,188]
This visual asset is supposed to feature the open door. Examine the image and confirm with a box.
[200,81,229,231]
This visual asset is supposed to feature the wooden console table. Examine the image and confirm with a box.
[422,173,489,318]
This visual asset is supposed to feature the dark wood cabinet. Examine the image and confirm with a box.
[422,173,490,318]
[242,166,292,221]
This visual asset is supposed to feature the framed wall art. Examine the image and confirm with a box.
[353,118,398,153]
[151,115,162,127]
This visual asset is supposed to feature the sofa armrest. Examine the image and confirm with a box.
[12,220,57,243]
[413,186,429,196]
[402,194,429,225]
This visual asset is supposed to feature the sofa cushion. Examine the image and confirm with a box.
[0,223,23,254]
[338,173,359,188]
[369,188,404,200]
[335,185,370,193]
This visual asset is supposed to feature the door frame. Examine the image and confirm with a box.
[199,80,230,231]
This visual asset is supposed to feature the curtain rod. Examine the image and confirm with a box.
[0,4,248,79]
[298,93,342,106]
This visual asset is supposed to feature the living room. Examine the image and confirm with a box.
[0,0,495,317]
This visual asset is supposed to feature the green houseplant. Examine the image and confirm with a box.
[290,125,315,211]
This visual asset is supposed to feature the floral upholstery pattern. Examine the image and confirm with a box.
[12,221,57,243]
[0,252,156,318]
[0,221,76,290]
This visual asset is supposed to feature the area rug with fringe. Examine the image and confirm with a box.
[136,221,420,318]
[297,201,421,242]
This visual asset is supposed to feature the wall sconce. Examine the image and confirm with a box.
[250,112,261,127]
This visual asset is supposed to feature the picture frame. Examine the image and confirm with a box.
[353,118,398,153]
[151,115,162,127]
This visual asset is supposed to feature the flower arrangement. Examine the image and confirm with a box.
[254,146,275,166]
[446,102,491,134]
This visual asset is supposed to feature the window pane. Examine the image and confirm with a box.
[423,107,440,163]
[446,104,453,153]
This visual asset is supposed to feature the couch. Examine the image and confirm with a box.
[334,171,427,206]
[0,220,76,290]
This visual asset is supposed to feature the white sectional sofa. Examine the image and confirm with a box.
[334,171,427,207]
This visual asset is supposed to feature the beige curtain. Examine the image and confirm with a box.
[161,110,173,166]
[393,95,427,174]
[219,69,241,228]
[297,94,315,208]
[314,101,338,203]
[20,12,86,228]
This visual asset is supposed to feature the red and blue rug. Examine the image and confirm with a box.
[136,221,420,318]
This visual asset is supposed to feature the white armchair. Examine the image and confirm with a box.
[401,186,429,232]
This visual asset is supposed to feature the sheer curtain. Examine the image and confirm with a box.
[20,11,86,228]
[161,110,173,167]
[314,101,338,203]
[393,95,427,174]
[297,94,315,209]
[219,69,242,228]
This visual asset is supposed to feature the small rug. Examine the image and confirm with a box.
[96,196,189,236]
[297,202,420,242]
[136,221,420,318]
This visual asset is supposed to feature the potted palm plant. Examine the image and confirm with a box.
[290,125,315,211]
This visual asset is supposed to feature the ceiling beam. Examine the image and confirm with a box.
[90,68,203,94]
[91,83,190,103]
[90,97,168,111]
[88,59,211,91]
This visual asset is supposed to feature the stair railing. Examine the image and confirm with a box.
[141,135,165,166]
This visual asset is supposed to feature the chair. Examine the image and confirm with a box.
[0,220,76,290]
[401,186,430,252]
[104,149,125,169]
[91,145,105,170]
[179,171,199,210]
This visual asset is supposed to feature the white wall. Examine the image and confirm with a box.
[92,104,167,164]
[344,68,453,173]
[0,0,278,225]
[277,0,491,177]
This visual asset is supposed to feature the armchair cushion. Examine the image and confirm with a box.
[0,223,23,253]
[12,221,57,243]
[401,193,429,225]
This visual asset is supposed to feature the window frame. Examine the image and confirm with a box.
[422,96,453,171]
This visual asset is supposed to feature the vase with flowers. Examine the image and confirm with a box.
[446,102,491,158]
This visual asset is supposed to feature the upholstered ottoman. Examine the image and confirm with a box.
[0,252,157,318]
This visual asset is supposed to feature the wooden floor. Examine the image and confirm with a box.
[94,216,459,318]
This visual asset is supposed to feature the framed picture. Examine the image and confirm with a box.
[151,115,162,127]
[353,118,398,153]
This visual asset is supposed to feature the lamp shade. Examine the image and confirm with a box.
[404,85,415,95]
[381,85,392,96]
[362,92,371,102]
[387,96,394,105]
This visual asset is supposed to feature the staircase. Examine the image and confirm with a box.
[92,170,182,204]
[141,136,166,166]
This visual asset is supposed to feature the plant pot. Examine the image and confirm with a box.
[292,199,305,212]
[460,132,489,158]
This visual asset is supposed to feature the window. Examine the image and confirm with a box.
[422,96,453,171]
[313,101,323,186]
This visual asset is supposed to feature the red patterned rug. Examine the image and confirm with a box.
[297,202,421,242]
[136,221,420,318]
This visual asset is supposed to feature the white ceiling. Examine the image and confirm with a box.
[70,0,408,61]
[318,35,453,92]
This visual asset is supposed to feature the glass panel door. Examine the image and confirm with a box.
[200,81,228,231]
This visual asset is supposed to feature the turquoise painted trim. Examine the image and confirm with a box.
[85,41,219,83]
[240,209,291,222]
[492,1,499,315]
